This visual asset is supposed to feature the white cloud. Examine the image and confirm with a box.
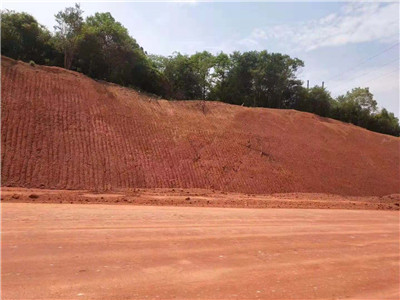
[247,2,399,51]
[236,38,259,47]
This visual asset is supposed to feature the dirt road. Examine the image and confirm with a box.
[2,203,399,299]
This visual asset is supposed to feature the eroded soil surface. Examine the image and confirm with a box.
[2,56,399,196]
[2,187,399,210]
[2,202,399,299]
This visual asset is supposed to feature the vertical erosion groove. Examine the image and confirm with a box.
[1,59,399,196]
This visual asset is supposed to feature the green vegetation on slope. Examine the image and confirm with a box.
[1,5,399,136]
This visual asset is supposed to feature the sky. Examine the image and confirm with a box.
[2,1,399,116]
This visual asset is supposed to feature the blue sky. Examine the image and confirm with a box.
[3,1,399,116]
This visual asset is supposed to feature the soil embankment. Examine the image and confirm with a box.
[2,56,399,196]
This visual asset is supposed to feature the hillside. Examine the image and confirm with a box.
[1,56,399,196]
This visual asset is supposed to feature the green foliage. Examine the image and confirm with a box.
[1,10,57,64]
[54,3,84,69]
[295,86,333,117]
[220,51,260,106]
[190,51,215,99]
[208,52,231,100]
[75,12,164,94]
[372,109,400,136]
[77,12,139,81]
[156,52,208,100]
[29,60,35,66]
[212,51,304,108]
[331,88,399,136]
[1,5,399,136]
[155,50,304,107]
[342,87,377,113]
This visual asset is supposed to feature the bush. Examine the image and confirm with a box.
[29,60,35,67]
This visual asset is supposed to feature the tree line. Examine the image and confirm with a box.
[2,5,399,136]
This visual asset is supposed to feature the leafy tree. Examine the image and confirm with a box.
[337,87,377,114]
[220,51,259,106]
[54,3,84,69]
[333,87,377,127]
[216,51,304,107]
[253,52,303,108]
[148,54,168,73]
[76,12,163,94]
[77,12,134,81]
[373,108,400,136]
[208,52,231,100]
[1,10,58,64]
[189,51,215,99]
[296,86,333,117]
[159,53,200,99]
[330,87,399,136]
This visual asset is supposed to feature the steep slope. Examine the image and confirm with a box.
[1,56,399,196]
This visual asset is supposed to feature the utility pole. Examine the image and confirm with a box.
[307,80,309,89]
[322,81,324,88]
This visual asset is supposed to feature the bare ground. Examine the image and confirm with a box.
[1,187,399,210]
[2,56,400,299]
[2,202,399,299]
[2,56,399,196]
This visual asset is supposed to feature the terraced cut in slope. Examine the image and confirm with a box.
[1,56,399,196]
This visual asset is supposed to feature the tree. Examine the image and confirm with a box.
[373,109,400,136]
[159,53,200,99]
[215,51,304,107]
[76,12,164,94]
[148,54,168,73]
[189,51,215,99]
[220,51,259,106]
[333,87,378,127]
[252,52,304,108]
[296,86,333,117]
[54,3,84,69]
[338,88,377,114]
[330,87,399,136]
[1,10,57,64]
[208,52,231,100]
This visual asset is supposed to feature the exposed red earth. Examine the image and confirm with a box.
[2,203,399,299]
[2,57,400,299]
[1,56,399,196]
[1,187,400,210]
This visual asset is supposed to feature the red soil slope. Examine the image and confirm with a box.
[1,56,399,196]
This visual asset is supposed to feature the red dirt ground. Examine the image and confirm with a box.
[2,203,399,299]
[1,187,399,210]
[2,56,399,196]
[2,56,400,299]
